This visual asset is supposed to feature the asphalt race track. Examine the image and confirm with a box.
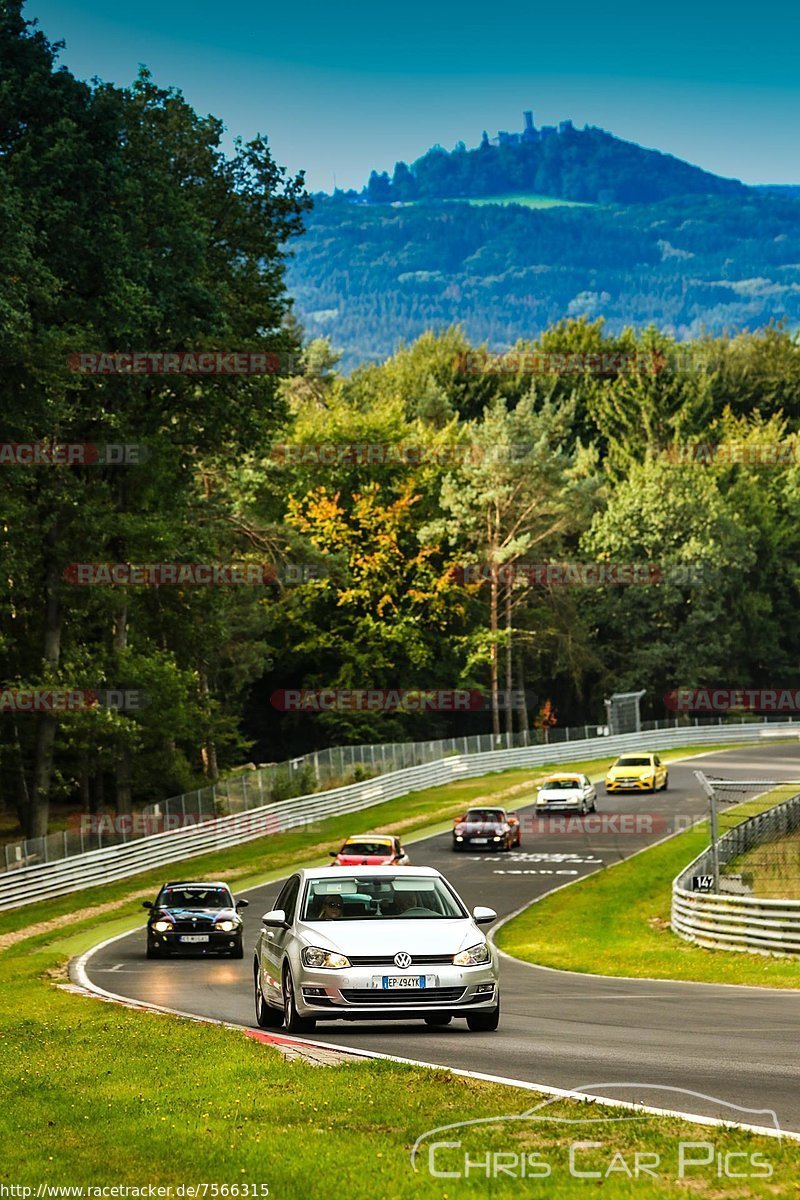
[81,745,800,1134]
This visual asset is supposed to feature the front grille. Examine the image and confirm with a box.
[340,987,465,1005]
[346,954,454,967]
[169,919,216,932]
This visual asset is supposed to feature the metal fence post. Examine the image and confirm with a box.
[695,770,720,891]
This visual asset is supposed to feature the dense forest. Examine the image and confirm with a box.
[3,5,800,840]
[288,191,800,371]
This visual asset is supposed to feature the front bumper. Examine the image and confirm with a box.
[605,778,654,792]
[536,797,583,811]
[452,835,507,849]
[294,962,499,1019]
[148,928,242,954]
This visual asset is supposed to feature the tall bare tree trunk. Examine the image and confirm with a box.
[198,665,219,781]
[79,763,91,813]
[489,566,500,737]
[30,528,62,838]
[91,770,105,816]
[10,720,30,831]
[113,604,133,814]
[504,584,514,745]
[516,653,530,743]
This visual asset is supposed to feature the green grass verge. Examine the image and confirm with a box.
[1,913,795,1196]
[497,789,800,987]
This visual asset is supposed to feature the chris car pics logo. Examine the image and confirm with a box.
[411,1085,780,1182]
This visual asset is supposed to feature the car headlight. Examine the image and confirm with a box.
[453,942,491,966]
[216,919,237,932]
[153,920,172,933]
[301,947,351,969]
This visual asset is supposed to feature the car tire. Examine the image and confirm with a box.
[146,941,159,959]
[424,1014,452,1027]
[662,775,669,791]
[254,961,282,1029]
[580,802,588,816]
[231,940,244,959]
[283,967,316,1034]
[590,798,597,812]
[467,998,500,1032]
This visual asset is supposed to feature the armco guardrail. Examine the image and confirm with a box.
[672,792,800,956]
[2,720,799,911]
[7,714,794,874]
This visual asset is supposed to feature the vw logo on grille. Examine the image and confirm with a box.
[394,951,412,969]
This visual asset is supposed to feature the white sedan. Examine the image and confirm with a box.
[536,773,597,814]
[253,866,499,1034]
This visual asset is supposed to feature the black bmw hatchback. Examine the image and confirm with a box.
[143,880,249,958]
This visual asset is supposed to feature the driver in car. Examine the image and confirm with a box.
[316,894,344,919]
[393,888,420,915]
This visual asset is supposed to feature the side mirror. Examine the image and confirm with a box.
[142,900,153,909]
[261,908,287,929]
[473,906,497,925]
[329,849,339,857]
[235,898,249,910]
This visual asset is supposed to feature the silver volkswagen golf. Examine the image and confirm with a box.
[253,866,499,1033]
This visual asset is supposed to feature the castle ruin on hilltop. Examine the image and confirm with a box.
[481,111,576,148]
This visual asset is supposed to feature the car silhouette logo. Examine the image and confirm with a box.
[394,952,412,969]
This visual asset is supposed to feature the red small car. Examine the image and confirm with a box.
[329,833,410,867]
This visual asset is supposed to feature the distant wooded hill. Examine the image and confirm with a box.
[285,122,799,372]
[361,121,746,205]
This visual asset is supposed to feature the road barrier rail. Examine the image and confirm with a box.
[3,720,799,911]
[672,792,800,956]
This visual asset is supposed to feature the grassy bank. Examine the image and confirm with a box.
[1,891,795,1197]
[497,790,800,987]
[729,828,800,899]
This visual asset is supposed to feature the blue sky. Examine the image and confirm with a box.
[32,0,800,191]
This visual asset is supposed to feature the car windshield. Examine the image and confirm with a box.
[543,779,581,790]
[615,757,651,767]
[341,841,393,856]
[160,886,232,910]
[463,809,504,822]
[302,875,466,921]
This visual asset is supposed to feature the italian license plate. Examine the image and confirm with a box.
[472,837,488,844]
[179,934,209,943]
[381,975,426,989]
